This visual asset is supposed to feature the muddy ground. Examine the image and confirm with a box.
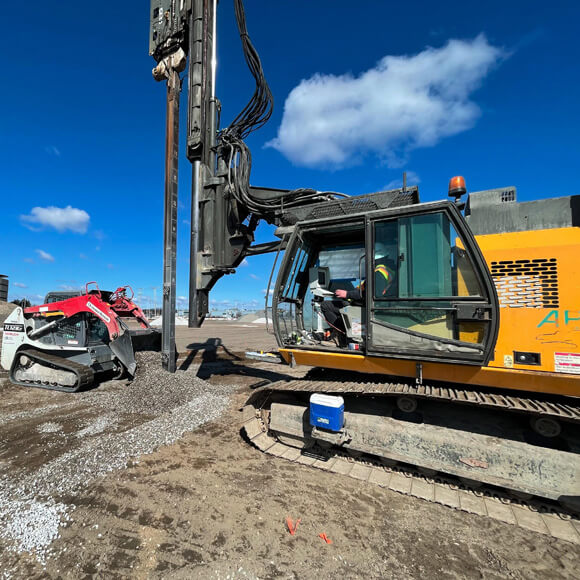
[0,321,579,579]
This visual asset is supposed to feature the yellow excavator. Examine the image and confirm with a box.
[242,180,579,511]
[149,1,579,510]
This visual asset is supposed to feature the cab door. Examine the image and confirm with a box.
[365,202,499,365]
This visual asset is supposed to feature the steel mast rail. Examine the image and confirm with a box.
[161,68,181,372]
[150,2,188,372]
[150,0,219,339]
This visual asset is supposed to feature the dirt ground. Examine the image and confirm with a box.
[0,321,579,579]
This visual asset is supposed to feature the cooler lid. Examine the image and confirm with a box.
[310,393,344,408]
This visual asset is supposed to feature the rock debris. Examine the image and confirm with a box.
[37,422,62,434]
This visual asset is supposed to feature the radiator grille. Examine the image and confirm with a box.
[491,258,559,308]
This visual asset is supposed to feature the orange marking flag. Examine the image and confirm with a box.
[286,517,301,535]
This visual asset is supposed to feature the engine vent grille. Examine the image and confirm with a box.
[500,189,516,202]
[305,198,379,220]
[491,258,559,308]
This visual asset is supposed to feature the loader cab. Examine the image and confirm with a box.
[272,201,499,365]
[36,312,110,348]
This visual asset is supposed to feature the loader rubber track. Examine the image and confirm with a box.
[241,379,580,545]
[10,348,95,393]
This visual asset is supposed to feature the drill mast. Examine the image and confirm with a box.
[150,0,344,368]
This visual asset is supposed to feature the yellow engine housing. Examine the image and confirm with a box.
[479,227,580,376]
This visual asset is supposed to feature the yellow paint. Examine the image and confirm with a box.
[478,228,580,380]
[280,348,580,397]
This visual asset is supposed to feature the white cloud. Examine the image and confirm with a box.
[59,284,80,291]
[267,34,503,168]
[13,282,27,288]
[249,273,260,280]
[239,258,249,267]
[23,258,34,263]
[384,170,421,191]
[79,253,88,260]
[36,249,55,262]
[45,145,61,157]
[21,205,90,234]
[262,288,274,296]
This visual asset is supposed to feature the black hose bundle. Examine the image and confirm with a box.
[227,0,273,139]
[219,0,347,217]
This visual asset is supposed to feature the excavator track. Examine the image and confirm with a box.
[241,379,580,545]
[10,348,95,393]
[278,371,580,423]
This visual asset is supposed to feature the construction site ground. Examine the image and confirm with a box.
[0,320,578,579]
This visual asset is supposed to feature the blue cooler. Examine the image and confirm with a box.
[309,393,344,432]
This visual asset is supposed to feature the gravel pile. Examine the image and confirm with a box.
[238,312,259,323]
[80,351,235,415]
[149,315,189,327]
[30,393,227,496]
[0,402,78,427]
[74,415,117,438]
[0,490,69,565]
[0,351,237,563]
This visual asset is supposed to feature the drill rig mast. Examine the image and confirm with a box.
[150,0,388,366]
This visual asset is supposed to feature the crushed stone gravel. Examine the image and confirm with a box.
[0,402,78,427]
[0,492,70,565]
[78,351,234,415]
[37,422,63,434]
[31,393,228,497]
[0,351,238,563]
[74,415,117,438]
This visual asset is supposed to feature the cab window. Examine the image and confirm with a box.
[372,211,486,346]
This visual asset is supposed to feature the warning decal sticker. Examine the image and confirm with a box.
[554,352,580,374]
[86,301,111,323]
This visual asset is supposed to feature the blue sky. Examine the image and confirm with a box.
[1,0,578,311]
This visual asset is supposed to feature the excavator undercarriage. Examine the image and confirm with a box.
[242,372,580,511]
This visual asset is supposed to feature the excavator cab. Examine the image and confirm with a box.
[273,200,499,366]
